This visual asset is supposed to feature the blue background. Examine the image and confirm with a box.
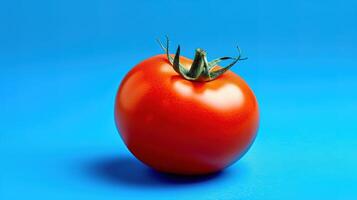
[1,0,356,199]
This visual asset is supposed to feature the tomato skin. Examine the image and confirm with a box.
[115,54,259,175]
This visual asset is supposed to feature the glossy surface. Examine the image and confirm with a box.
[115,55,259,174]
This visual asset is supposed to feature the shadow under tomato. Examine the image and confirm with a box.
[82,155,234,187]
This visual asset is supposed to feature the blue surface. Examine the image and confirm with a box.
[1,0,357,199]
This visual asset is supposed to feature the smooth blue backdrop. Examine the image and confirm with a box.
[1,0,356,199]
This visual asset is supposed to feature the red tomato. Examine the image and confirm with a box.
[115,43,259,175]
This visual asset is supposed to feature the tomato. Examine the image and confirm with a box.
[114,39,259,175]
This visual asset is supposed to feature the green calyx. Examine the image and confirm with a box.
[157,36,247,82]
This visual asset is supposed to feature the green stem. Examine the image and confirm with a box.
[157,37,247,82]
[187,48,206,79]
